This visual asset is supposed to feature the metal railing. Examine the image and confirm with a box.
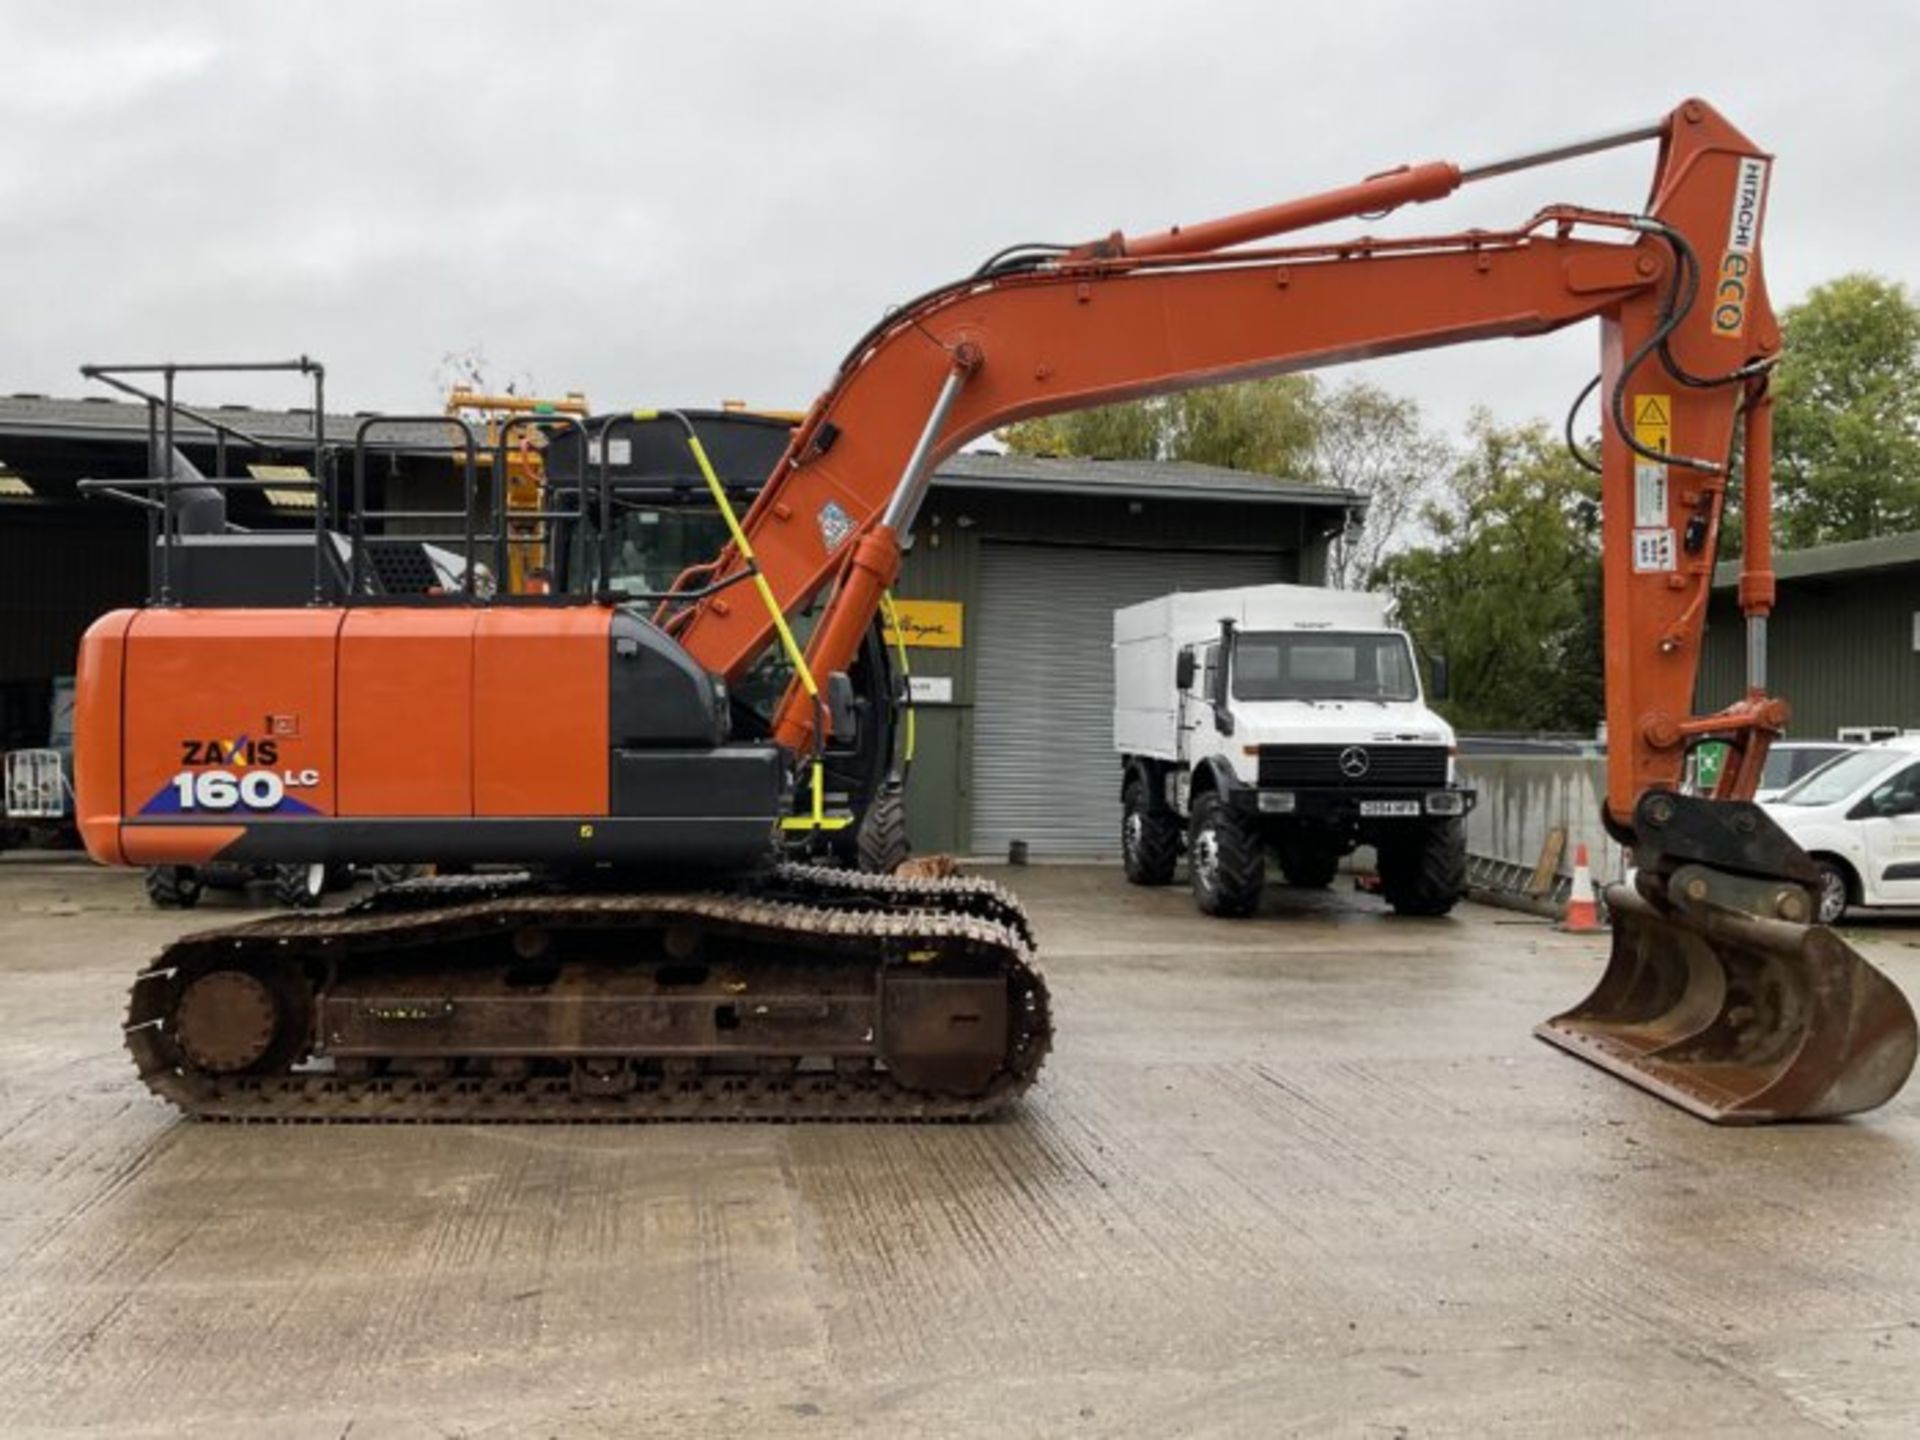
[348,414,485,599]
[75,363,772,615]
[75,358,330,603]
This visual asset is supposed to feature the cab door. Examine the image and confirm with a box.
[1853,760,1920,903]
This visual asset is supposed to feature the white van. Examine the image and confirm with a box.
[1762,736,1920,922]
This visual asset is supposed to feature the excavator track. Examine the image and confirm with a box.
[122,865,1050,1123]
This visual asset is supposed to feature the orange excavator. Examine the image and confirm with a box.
[77,97,1915,1122]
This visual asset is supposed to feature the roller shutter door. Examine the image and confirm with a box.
[971,543,1282,857]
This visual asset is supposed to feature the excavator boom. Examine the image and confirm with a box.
[674,101,1767,805]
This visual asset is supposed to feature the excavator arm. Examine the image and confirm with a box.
[668,97,1915,1123]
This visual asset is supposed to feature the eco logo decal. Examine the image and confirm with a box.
[1711,156,1769,338]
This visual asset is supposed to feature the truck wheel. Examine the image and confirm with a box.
[1122,777,1180,886]
[856,788,911,875]
[372,863,423,889]
[1188,792,1264,917]
[144,865,203,909]
[272,862,329,911]
[1378,818,1466,917]
[1279,845,1340,890]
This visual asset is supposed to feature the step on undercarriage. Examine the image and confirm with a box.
[124,864,1050,1122]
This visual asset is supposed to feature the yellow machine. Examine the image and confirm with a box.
[443,387,590,593]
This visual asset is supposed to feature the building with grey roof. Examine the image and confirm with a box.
[0,388,1360,854]
[1700,534,1920,741]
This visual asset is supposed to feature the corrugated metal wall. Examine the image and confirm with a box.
[1699,570,1920,737]
[971,542,1282,856]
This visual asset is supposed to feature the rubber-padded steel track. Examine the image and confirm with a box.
[123,864,1050,1123]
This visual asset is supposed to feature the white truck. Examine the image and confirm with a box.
[1114,584,1474,917]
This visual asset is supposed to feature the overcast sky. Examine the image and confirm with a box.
[3,1,1915,446]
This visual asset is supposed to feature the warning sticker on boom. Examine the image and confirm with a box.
[1633,527,1676,573]
[1632,395,1671,456]
[1634,462,1668,528]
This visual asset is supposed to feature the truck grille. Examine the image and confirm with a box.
[1257,744,1449,788]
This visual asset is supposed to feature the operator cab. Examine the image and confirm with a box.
[542,410,909,864]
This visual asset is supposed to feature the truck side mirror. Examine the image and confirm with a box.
[1428,653,1451,702]
[1176,650,1196,691]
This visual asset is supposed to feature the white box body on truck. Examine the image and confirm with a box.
[1114,584,1474,917]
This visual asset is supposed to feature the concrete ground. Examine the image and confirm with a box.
[3,859,1920,1438]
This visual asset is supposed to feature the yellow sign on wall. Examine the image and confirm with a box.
[883,598,964,649]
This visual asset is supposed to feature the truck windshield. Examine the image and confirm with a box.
[1232,631,1418,702]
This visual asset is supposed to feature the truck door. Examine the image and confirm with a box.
[1856,760,1920,903]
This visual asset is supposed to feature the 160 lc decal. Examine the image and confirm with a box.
[140,732,322,816]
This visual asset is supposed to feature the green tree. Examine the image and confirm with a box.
[999,376,1449,586]
[1313,381,1451,589]
[997,396,1164,461]
[1380,414,1602,733]
[1773,273,1920,547]
[997,376,1319,477]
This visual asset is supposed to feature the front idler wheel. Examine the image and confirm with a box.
[170,961,312,1077]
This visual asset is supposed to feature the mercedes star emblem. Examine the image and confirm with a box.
[1338,746,1371,779]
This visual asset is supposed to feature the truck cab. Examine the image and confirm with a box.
[1115,584,1474,917]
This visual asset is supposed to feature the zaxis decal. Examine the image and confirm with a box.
[139,730,322,816]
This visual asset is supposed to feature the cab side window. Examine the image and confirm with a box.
[1201,643,1219,700]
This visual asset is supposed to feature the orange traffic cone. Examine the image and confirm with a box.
[1557,843,1604,933]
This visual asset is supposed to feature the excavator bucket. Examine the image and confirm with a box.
[1538,882,1918,1123]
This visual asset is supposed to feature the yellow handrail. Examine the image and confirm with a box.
[637,409,850,833]
[879,590,917,767]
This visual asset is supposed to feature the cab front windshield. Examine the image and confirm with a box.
[1232,630,1418,703]
[1774,748,1902,807]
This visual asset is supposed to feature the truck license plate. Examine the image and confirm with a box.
[1360,800,1421,817]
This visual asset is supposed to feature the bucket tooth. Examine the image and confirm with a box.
[1537,882,1918,1123]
